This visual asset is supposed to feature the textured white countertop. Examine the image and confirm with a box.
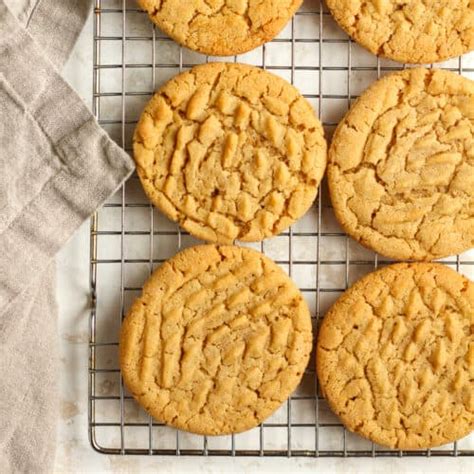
[54,7,474,474]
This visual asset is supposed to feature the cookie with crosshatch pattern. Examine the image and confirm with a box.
[119,244,312,435]
[325,0,474,64]
[136,0,303,56]
[133,62,327,243]
[328,68,474,261]
[317,262,474,450]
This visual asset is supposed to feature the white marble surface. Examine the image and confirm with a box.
[54,3,474,473]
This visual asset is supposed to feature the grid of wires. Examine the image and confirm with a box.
[88,0,474,457]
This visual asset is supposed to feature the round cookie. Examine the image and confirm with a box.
[317,263,474,450]
[134,62,327,243]
[325,0,474,64]
[136,0,303,56]
[120,245,312,435]
[328,68,474,261]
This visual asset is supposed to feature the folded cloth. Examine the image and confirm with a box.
[5,0,92,69]
[0,266,58,474]
[0,1,135,472]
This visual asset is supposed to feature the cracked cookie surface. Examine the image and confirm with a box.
[120,244,312,435]
[134,62,326,243]
[317,263,474,450]
[326,0,474,64]
[137,0,303,56]
[328,68,474,261]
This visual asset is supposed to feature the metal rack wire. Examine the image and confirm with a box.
[88,0,474,457]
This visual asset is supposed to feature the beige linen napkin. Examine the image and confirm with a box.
[0,1,135,472]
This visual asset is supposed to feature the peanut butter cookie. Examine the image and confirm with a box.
[120,245,312,435]
[134,62,327,243]
[328,68,474,261]
[326,0,474,64]
[136,0,303,56]
[317,263,474,450]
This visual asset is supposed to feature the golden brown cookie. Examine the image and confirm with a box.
[120,245,312,435]
[317,262,474,450]
[134,62,327,243]
[137,0,303,56]
[326,0,474,64]
[328,68,474,261]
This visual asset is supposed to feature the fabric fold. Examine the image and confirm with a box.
[4,0,92,69]
[25,0,92,69]
[0,2,135,313]
[0,266,57,474]
[0,1,134,472]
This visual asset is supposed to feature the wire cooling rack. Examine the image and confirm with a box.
[88,0,474,458]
